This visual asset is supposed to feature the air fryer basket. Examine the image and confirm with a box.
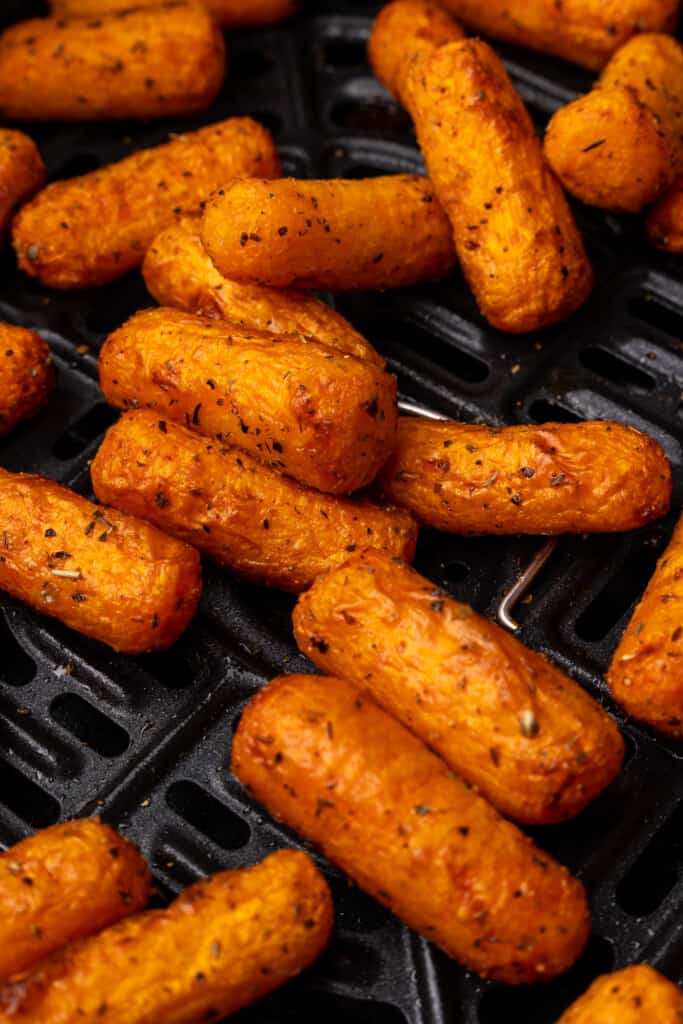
[1,2,683,1020]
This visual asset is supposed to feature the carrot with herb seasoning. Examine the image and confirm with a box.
[232,674,590,984]
[49,0,299,27]
[293,548,624,824]
[368,0,464,107]
[0,467,201,653]
[200,175,457,291]
[0,819,151,983]
[545,34,683,212]
[0,325,54,438]
[142,218,384,365]
[403,38,593,333]
[13,117,279,290]
[99,307,398,495]
[432,0,680,71]
[0,130,45,240]
[374,418,672,535]
[608,510,683,736]
[0,850,332,1024]
[0,4,225,123]
[555,965,683,1023]
[91,411,417,592]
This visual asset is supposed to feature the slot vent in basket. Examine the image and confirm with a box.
[50,693,129,758]
[0,757,60,829]
[138,648,196,691]
[228,48,275,83]
[329,97,412,133]
[527,399,583,424]
[0,617,36,687]
[574,545,662,643]
[616,801,683,918]
[630,294,683,341]
[441,560,470,586]
[53,153,102,181]
[322,38,368,69]
[375,320,490,384]
[579,346,655,392]
[166,780,251,851]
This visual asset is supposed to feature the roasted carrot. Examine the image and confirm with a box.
[13,117,279,290]
[0,130,45,240]
[142,218,383,365]
[200,175,457,291]
[608,510,683,736]
[404,39,593,332]
[556,965,683,1023]
[368,0,464,107]
[233,674,590,984]
[0,4,225,122]
[91,411,417,592]
[0,819,151,982]
[0,468,201,653]
[545,34,683,211]
[293,548,624,824]
[434,0,680,71]
[0,325,54,438]
[0,850,332,1024]
[375,418,671,534]
[99,307,398,495]
[647,176,683,251]
[49,0,299,27]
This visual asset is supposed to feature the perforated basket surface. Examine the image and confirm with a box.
[1,1,683,1020]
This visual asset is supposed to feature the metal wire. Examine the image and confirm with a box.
[497,538,559,631]
[397,398,448,420]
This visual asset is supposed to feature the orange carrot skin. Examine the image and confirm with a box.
[435,0,680,71]
[647,176,683,251]
[0,851,332,1024]
[293,548,624,825]
[0,467,201,653]
[609,511,683,737]
[375,418,672,535]
[0,130,45,239]
[99,307,398,496]
[405,39,593,332]
[0,819,151,983]
[91,410,418,592]
[13,117,280,290]
[50,0,299,26]
[545,34,683,211]
[556,965,683,1023]
[201,175,457,292]
[233,673,591,984]
[142,218,384,366]
[0,325,54,437]
[0,5,225,123]
[368,0,464,106]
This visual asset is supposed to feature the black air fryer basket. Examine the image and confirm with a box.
[1,2,683,1021]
